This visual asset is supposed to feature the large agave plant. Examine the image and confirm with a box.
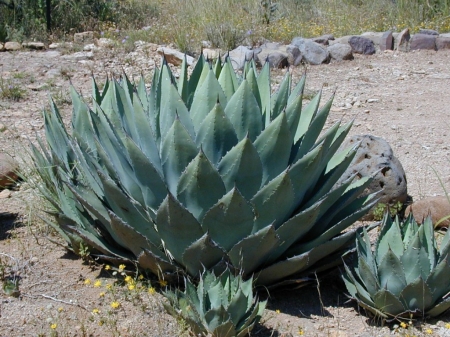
[343,214,450,320]
[32,55,377,286]
[163,269,266,337]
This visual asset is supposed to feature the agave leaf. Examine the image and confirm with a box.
[160,119,198,195]
[156,193,204,264]
[288,73,306,105]
[195,103,238,166]
[177,151,226,221]
[187,54,206,106]
[421,217,438,269]
[398,277,433,312]
[357,256,380,296]
[227,289,249,327]
[178,54,189,102]
[256,62,271,127]
[190,67,227,132]
[284,93,303,145]
[204,306,231,333]
[224,79,262,142]
[217,137,263,200]
[251,170,295,232]
[182,233,226,277]
[270,71,290,120]
[235,300,266,336]
[212,321,236,337]
[377,248,407,296]
[202,188,254,251]
[401,233,426,284]
[294,89,321,144]
[425,297,450,317]
[426,257,450,303]
[70,87,96,154]
[356,229,378,278]
[254,112,291,185]
[373,289,405,316]
[148,67,161,141]
[343,263,376,307]
[137,249,177,275]
[136,75,148,111]
[218,58,238,101]
[377,217,404,262]
[439,227,450,259]
[244,64,262,112]
[228,225,280,277]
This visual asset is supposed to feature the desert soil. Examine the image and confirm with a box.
[1,44,450,337]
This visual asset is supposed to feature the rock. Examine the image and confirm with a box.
[395,28,410,51]
[348,36,376,55]
[74,31,94,43]
[419,28,439,36]
[361,32,384,51]
[0,43,4,51]
[405,196,450,227]
[436,37,450,50]
[202,48,221,60]
[327,43,353,61]
[312,34,335,45]
[5,42,21,51]
[156,47,194,66]
[380,30,394,51]
[226,46,259,70]
[0,123,6,132]
[410,34,436,51]
[291,37,329,65]
[22,42,45,50]
[0,189,11,199]
[0,153,19,188]
[44,51,60,58]
[285,44,302,66]
[337,135,408,219]
[49,43,59,49]
[257,43,289,68]
[96,38,114,48]
[83,44,99,52]
[329,35,352,45]
[61,51,94,61]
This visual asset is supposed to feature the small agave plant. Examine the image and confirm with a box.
[163,269,266,337]
[31,54,377,287]
[343,214,450,320]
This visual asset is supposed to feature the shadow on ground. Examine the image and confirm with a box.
[0,212,20,240]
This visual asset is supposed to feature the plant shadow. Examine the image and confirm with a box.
[0,212,20,240]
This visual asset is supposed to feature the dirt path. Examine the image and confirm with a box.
[1,46,450,336]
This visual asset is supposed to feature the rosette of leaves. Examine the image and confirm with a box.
[31,54,377,286]
[163,269,266,337]
[343,214,450,320]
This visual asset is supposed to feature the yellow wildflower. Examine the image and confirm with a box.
[84,278,91,285]
[50,323,57,329]
[124,275,132,283]
[104,265,111,270]
[111,301,120,309]
[276,309,281,314]
[57,307,63,312]
[400,321,408,329]
[118,264,126,271]
[94,280,102,288]
[92,308,100,314]
[446,323,450,329]
[158,279,167,287]
[425,328,433,334]
[106,283,112,290]
[99,320,104,326]
[138,274,144,280]
[99,292,105,297]
[128,284,135,291]
[148,287,156,295]
[298,328,304,335]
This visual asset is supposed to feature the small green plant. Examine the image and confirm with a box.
[343,214,450,321]
[163,269,266,337]
[0,76,26,101]
[371,201,403,221]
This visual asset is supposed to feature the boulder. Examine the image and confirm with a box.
[74,31,94,43]
[348,36,376,55]
[96,38,115,48]
[286,44,302,66]
[337,135,408,219]
[405,196,450,227]
[0,43,3,51]
[291,37,329,65]
[312,34,335,45]
[380,30,394,51]
[226,46,259,70]
[419,28,439,36]
[410,33,436,51]
[157,47,194,66]
[4,42,21,51]
[361,32,384,51]
[22,42,45,50]
[0,153,19,188]
[327,43,353,61]
[202,48,221,59]
[395,28,410,51]
[257,43,289,68]
[436,37,450,50]
[329,35,352,45]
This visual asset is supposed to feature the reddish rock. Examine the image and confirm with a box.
[436,37,450,50]
[396,28,410,51]
[405,196,450,227]
[0,153,19,188]
[410,34,436,51]
[380,31,393,51]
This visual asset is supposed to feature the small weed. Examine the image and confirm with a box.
[0,76,26,101]
[372,201,403,221]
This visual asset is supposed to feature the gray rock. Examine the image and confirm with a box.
[395,28,410,51]
[226,46,259,70]
[348,36,376,55]
[361,32,384,51]
[22,42,45,50]
[0,153,19,188]
[257,43,289,68]
[0,43,4,51]
[5,42,21,51]
[405,196,450,228]
[157,47,194,66]
[286,44,302,66]
[96,38,114,48]
[440,33,450,38]
[74,31,94,43]
[436,37,450,50]
[62,51,94,61]
[312,34,335,45]
[291,37,329,65]
[327,43,353,61]
[419,28,439,36]
[380,30,393,51]
[337,135,408,219]
[410,33,436,51]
